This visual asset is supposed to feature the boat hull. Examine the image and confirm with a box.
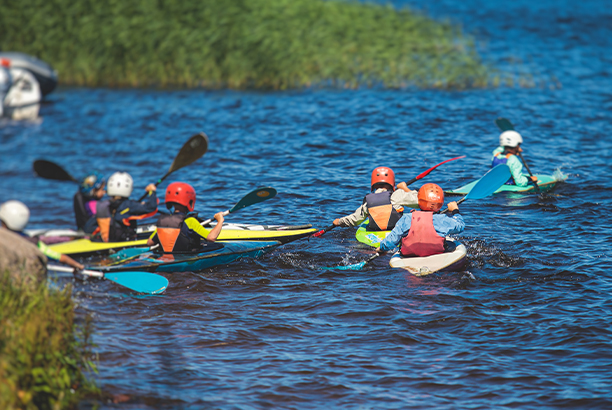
[389,240,467,276]
[355,221,389,248]
[93,241,281,273]
[45,223,316,256]
[446,173,567,195]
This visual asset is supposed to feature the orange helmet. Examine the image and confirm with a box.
[371,167,395,190]
[165,182,196,212]
[418,183,444,212]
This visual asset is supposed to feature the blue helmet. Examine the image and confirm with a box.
[79,171,106,196]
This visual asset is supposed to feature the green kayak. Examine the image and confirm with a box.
[446,171,567,195]
[355,220,390,248]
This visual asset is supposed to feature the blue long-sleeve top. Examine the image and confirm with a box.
[379,211,465,252]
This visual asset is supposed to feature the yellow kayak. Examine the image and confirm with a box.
[49,223,316,256]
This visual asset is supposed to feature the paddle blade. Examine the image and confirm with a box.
[33,160,77,182]
[466,165,511,200]
[104,272,169,294]
[168,132,209,174]
[321,254,378,270]
[322,261,366,270]
[229,187,277,213]
[495,118,515,132]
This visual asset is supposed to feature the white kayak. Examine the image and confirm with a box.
[389,239,467,276]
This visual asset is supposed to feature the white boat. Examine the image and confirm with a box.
[0,52,57,120]
[389,238,467,276]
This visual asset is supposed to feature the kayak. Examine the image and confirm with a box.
[389,239,467,276]
[47,223,316,257]
[446,171,567,195]
[91,240,281,273]
[355,220,389,248]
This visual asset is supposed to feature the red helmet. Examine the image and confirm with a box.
[371,167,395,190]
[418,183,444,212]
[165,182,196,212]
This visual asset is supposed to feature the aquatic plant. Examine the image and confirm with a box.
[0,0,491,89]
[0,273,98,410]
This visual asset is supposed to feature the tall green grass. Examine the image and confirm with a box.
[0,273,98,410]
[0,0,491,89]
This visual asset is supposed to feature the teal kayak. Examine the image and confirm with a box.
[446,171,567,195]
[91,240,281,273]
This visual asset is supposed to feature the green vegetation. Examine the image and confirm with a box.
[0,273,98,410]
[0,0,491,89]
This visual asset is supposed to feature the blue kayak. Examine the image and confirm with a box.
[91,240,281,273]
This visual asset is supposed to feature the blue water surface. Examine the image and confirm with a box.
[1,0,611,408]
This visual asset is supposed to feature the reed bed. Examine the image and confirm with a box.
[0,0,491,89]
[0,273,98,410]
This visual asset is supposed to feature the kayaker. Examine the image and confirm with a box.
[378,183,464,257]
[146,182,224,252]
[93,172,158,242]
[0,200,84,270]
[492,130,538,187]
[331,166,418,232]
[73,170,106,233]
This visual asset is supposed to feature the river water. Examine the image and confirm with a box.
[1,0,611,408]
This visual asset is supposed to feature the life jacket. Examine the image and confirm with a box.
[364,191,403,231]
[73,192,97,230]
[93,198,158,242]
[155,213,203,253]
[400,211,445,257]
[492,153,515,185]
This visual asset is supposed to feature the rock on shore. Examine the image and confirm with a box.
[0,229,47,287]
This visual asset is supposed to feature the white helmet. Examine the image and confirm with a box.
[499,130,523,148]
[0,200,30,231]
[107,172,133,198]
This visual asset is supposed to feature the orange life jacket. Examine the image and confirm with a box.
[364,191,403,231]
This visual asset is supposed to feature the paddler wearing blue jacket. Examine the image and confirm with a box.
[146,182,224,253]
[0,200,84,270]
[379,184,464,256]
[94,172,158,242]
[492,131,538,187]
[332,166,418,232]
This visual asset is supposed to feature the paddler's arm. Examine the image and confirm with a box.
[185,213,225,242]
[391,185,418,208]
[146,230,158,247]
[433,202,465,236]
[507,156,531,187]
[333,203,368,227]
[38,241,84,270]
[379,215,411,252]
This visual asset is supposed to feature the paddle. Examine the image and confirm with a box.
[48,264,168,294]
[494,117,542,194]
[33,160,78,182]
[404,155,466,185]
[323,164,511,271]
[136,132,209,202]
[440,164,511,213]
[312,155,466,238]
[199,187,277,226]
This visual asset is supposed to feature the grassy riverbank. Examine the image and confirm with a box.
[0,273,98,410]
[0,0,491,89]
